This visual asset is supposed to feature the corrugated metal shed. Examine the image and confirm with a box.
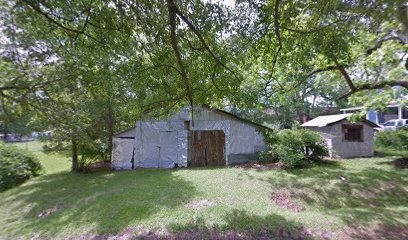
[301,114,352,127]
[112,106,271,169]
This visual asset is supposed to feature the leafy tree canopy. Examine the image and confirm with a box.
[0,0,406,170]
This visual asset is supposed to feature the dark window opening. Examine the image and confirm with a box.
[403,108,408,118]
[184,121,190,131]
[385,107,398,115]
[342,124,363,142]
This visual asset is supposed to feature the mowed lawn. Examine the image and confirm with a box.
[0,142,407,239]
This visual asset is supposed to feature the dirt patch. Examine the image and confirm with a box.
[185,200,214,210]
[271,192,305,212]
[237,161,287,170]
[86,161,112,173]
[37,203,64,218]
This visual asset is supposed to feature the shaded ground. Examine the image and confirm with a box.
[75,211,318,239]
[381,157,408,169]
[236,160,287,170]
[1,142,408,239]
[350,224,408,240]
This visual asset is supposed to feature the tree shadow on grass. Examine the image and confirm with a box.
[377,157,408,169]
[374,148,408,158]
[262,162,408,229]
[350,223,408,240]
[0,169,196,238]
[165,209,316,239]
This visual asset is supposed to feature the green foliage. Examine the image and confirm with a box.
[263,129,328,168]
[0,0,406,171]
[235,0,407,126]
[375,129,408,152]
[0,143,42,191]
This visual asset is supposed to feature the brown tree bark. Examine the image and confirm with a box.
[71,136,79,172]
[107,104,114,162]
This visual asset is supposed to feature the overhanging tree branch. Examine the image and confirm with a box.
[21,0,105,45]
[331,57,357,92]
[366,34,407,55]
[172,4,241,81]
[263,0,284,96]
[338,80,408,99]
[167,0,194,122]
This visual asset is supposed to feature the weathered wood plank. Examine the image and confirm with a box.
[189,130,225,167]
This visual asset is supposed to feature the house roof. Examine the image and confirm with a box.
[113,127,136,138]
[301,114,379,128]
[202,105,273,131]
[114,105,273,137]
[301,114,352,127]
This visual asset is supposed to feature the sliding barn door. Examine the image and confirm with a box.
[189,130,226,167]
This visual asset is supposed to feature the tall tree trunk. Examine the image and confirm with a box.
[71,136,79,172]
[3,120,8,142]
[107,103,114,162]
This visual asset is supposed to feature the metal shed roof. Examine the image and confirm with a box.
[301,114,353,127]
[114,105,273,137]
[202,105,273,131]
[301,114,378,127]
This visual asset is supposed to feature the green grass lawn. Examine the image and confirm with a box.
[0,142,407,239]
[10,141,71,174]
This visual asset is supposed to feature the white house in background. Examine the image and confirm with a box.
[340,102,408,125]
[301,114,378,158]
[112,106,270,169]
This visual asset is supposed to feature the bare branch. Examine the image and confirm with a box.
[331,57,357,92]
[338,80,408,99]
[366,35,407,55]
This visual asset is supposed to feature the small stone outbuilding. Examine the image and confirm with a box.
[301,114,378,158]
[112,106,270,169]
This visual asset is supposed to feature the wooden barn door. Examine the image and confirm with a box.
[189,130,226,167]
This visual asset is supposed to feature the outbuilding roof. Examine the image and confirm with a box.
[114,105,273,137]
[301,114,352,127]
[203,105,272,131]
[301,113,378,128]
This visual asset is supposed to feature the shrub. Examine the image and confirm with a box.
[375,129,408,152]
[262,129,328,168]
[0,143,42,191]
